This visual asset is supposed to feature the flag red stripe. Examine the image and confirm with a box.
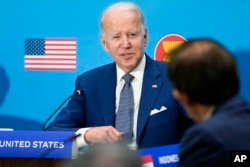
[45,54,75,56]
[25,63,75,65]
[45,44,76,46]
[25,68,76,71]
[25,58,75,60]
[46,49,76,51]
[140,155,153,163]
[45,38,76,41]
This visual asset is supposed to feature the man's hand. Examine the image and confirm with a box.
[84,126,124,144]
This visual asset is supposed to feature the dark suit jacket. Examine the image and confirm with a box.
[46,55,193,149]
[178,96,250,167]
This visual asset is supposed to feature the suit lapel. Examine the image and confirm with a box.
[98,63,117,126]
[136,56,163,142]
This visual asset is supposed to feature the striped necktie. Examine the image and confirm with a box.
[115,74,134,143]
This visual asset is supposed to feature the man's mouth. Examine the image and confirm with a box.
[120,53,133,57]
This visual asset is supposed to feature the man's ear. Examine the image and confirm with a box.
[143,28,148,47]
[100,35,109,52]
[172,89,192,106]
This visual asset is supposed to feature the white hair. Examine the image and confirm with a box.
[100,2,146,36]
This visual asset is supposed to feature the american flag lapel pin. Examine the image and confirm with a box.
[152,84,157,88]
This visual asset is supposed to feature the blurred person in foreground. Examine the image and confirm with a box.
[62,143,142,167]
[168,38,250,167]
[45,1,193,149]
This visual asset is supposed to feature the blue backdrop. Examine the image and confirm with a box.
[1,0,250,130]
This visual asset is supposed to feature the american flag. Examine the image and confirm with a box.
[24,38,76,71]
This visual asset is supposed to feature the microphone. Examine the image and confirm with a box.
[42,89,82,130]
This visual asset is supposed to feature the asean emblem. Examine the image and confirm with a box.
[154,34,186,62]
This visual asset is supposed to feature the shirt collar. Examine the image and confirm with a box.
[116,54,146,83]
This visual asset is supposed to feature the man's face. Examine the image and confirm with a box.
[101,10,147,73]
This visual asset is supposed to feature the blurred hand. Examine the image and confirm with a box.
[84,126,124,144]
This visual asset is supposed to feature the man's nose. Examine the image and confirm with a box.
[121,37,131,48]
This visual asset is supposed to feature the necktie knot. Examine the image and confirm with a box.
[123,74,134,84]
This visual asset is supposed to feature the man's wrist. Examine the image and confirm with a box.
[75,128,90,148]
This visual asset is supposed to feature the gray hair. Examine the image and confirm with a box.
[100,2,146,36]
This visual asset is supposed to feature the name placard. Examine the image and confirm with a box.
[139,144,179,167]
[0,131,77,158]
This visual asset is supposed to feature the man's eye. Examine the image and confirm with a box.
[128,33,137,38]
[113,36,120,39]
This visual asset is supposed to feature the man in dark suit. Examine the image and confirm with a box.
[45,2,193,149]
[168,38,250,167]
